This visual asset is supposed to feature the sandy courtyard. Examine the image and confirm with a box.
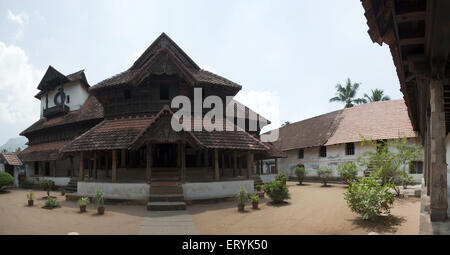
[0,182,420,235]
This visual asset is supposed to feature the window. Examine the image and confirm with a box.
[409,161,423,174]
[44,162,50,176]
[34,162,39,175]
[298,148,304,159]
[345,142,355,155]
[66,95,70,104]
[160,84,169,100]
[319,146,327,157]
[124,89,131,99]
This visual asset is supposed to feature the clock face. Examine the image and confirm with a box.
[54,92,65,106]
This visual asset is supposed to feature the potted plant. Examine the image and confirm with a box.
[43,196,59,209]
[293,166,307,185]
[317,166,333,187]
[39,179,55,198]
[78,197,89,213]
[61,189,66,196]
[255,184,262,192]
[26,191,35,206]
[94,189,105,215]
[235,187,248,212]
[250,194,259,209]
[275,172,287,184]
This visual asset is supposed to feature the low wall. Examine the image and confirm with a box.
[182,180,254,200]
[259,174,276,183]
[39,177,71,186]
[77,182,150,200]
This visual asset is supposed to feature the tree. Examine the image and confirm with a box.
[329,78,365,108]
[0,149,7,153]
[15,147,22,152]
[0,172,14,190]
[317,166,333,187]
[363,89,391,103]
[281,121,291,127]
[357,136,422,196]
[293,166,307,185]
[337,162,358,184]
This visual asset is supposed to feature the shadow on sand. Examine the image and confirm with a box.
[349,214,406,233]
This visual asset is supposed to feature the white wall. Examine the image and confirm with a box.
[40,81,89,118]
[183,180,254,200]
[39,177,71,186]
[78,182,150,200]
[278,138,423,181]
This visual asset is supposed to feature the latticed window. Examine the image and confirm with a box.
[319,146,327,157]
[345,142,355,155]
[409,161,423,174]
[298,148,304,159]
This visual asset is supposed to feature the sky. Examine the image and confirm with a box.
[0,0,402,145]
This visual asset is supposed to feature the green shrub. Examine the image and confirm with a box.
[236,187,248,205]
[0,172,14,189]
[344,176,395,220]
[21,179,33,189]
[275,172,287,184]
[399,172,415,189]
[293,166,307,185]
[94,189,104,208]
[250,194,259,203]
[44,197,59,208]
[264,180,290,203]
[26,191,35,200]
[39,179,55,197]
[317,167,333,186]
[78,197,90,206]
[337,162,358,184]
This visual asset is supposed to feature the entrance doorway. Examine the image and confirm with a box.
[153,144,178,168]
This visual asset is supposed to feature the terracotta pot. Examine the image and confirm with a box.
[28,200,34,206]
[237,204,245,212]
[97,206,105,215]
[252,202,259,209]
[61,191,66,196]
[80,205,86,213]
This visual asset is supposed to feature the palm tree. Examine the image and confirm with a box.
[329,78,365,108]
[363,89,391,103]
[281,121,291,127]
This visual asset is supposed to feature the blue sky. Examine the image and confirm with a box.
[0,0,401,145]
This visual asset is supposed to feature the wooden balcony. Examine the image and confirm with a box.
[43,104,70,118]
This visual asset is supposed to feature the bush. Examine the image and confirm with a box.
[399,172,415,189]
[250,194,259,203]
[236,187,248,205]
[293,166,307,185]
[344,176,395,220]
[44,197,59,208]
[0,172,14,189]
[264,180,290,203]
[78,197,90,207]
[337,162,358,184]
[317,167,333,186]
[21,179,33,189]
[94,189,104,208]
[40,179,55,197]
[275,172,287,184]
[26,191,35,200]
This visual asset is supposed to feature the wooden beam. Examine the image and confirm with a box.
[146,143,152,183]
[204,149,209,168]
[275,158,278,174]
[247,151,253,179]
[214,148,219,180]
[79,152,84,181]
[52,160,56,177]
[395,11,426,23]
[399,37,425,46]
[121,149,126,168]
[233,151,237,177]
[93,152,97,180]
[112,150,117,182]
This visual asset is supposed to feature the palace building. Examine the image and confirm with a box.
[19,33,284,210]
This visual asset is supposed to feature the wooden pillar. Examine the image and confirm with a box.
[79,152,84,181]
[196,150,202,167]
[275,158,278,174]
[260,160,263,174]
[121,149,126,168]
[204,149,209,168]
[429,79,448,221]
[112,150,117,182]
[221,150,225,177]
[233,151,237,177]
[247,151,253,179]
[256,161,260,175]
[52,160,56,177]
[146,143,152,182]
[181,143,186,181]
[93,152,97,180]
[214,148,219,180]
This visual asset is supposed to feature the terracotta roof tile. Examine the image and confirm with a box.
[19,140,72,161]
[0,153,22,166]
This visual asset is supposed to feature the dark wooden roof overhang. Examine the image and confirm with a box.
[361,0,450,136]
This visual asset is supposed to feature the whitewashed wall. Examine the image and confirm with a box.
[277,138,423,182]
[183,180,254,200]
[40,81,89,118]
[78,182,150,200]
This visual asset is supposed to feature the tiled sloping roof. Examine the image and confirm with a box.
[0,153,22,166]
[61,116,154,152]
[192,131,267,150]
[20,95,104,135]
[325,100,417,145]
[19,140,71,162]
[90,33,241,91]
[35,69,90,99]
[273,110,343,151]
[261,142,287,158]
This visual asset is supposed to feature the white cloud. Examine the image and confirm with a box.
[0,41,43,125]
[6,9,29,39]
[233,89,280,136]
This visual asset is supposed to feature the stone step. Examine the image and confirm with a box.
[150,177,181,182]
[151,181,181,187]
[150,187,183,195]
[147,201,186,211]
[149,194,185,202]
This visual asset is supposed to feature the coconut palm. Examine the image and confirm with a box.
[329,78,365,108]
[363,89,391,103]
